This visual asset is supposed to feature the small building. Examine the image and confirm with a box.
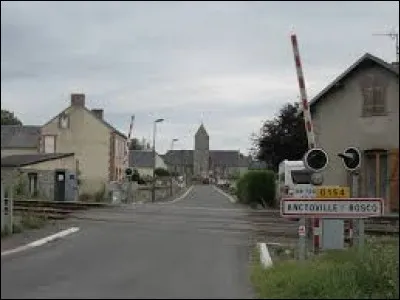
[1,153,77,201]
[308,53,399,212]
[129,150,168,178]
[1,125,40,157]
[40,93,127,195]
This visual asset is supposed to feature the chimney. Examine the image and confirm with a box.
[91,109,104,120]
[71,93,85,107]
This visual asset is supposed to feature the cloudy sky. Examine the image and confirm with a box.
[1,1,399,154]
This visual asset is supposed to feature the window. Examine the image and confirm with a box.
[58,113,70,129]
[43,135,55,153]
[360,73,387,116]
[291,169,312,184]
[28,173,38,197]
[364,150,388,200]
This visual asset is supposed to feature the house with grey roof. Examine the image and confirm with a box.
[162,124,253,179]
[1,152,77,201]
[40,93,127,195]
[307,52,399,212]
[129,150,167,178]
[1,125,41,157]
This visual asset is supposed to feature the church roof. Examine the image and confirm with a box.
[162,150,193,165]
[163,150,252,167]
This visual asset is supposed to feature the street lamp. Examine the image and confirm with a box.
[152,118,164,202]
[170,138,179,196]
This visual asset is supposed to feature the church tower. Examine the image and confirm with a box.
[193,123,210,178]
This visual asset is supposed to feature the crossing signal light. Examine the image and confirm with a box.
[338,147,361,171]
[304,148,329,173]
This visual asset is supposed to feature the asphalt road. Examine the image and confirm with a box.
[1,185,256,299]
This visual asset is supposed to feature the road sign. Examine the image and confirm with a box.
[298,225,306,236]
[281,198,384,219]
[316,186,350,198]
[292,184,316,198]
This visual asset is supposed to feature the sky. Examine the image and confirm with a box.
[1,1,399,155]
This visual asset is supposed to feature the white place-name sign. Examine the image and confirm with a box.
[281,198,384,219]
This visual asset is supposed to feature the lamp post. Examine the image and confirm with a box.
[152,118,164,202]
[170,138,178,196]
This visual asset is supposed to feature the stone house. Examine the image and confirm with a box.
[1,153,76,201]
[308,53,399,212]
[40,93,127,195]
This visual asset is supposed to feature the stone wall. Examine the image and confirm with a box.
[127,182,184,203]
[0,167,55,201]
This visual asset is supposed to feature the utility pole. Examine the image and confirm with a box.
[373,31,399,63]
[170,138,178,196]
[152,118,164,202]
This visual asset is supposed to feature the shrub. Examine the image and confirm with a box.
[236,170,276,207]
[94,183,106,202]
[154,168,170,177]
[79,193,91,202]
[20,213,47,229]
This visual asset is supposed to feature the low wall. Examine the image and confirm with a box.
[108,180,185,204]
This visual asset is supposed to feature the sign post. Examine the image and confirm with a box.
[303,148,329,254]
[316,186,350,250]
[338,147,363,249]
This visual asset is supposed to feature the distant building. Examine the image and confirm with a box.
[1,125,41,157]
[162,123,251,179]
[129,150,168,178]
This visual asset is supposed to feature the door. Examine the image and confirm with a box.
[54,170,66,201]
[28,173,38,197]
[364,150,389,212]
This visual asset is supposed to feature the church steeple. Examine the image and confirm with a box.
[193,123,210,177]
[195,123,209,138]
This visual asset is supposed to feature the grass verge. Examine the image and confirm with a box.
[1,213,49,238]
[251,237,399,299]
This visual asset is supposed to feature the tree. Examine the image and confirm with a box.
[129,138,144,150]
[1,109,22,125]
[253,102,308,172]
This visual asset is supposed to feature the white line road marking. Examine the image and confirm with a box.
[1,227,80,257]
[258,242,273,268]
[212,185,237,203]
[157,185,194,205]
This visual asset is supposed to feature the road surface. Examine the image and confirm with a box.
[1,185,258,299]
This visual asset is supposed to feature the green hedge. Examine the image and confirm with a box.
[236,170,276,207]
[154,168,170,177]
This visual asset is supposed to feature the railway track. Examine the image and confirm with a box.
[11,200,399,236]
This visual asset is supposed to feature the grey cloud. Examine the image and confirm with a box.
[1,1,398,154]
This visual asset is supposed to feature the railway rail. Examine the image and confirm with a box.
[11,200,399,236]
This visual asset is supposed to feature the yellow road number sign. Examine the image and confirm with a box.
[316,186,350,198]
